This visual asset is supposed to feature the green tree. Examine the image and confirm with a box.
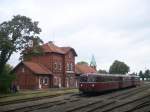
[77,61,89,66]
[0,64,15,93]
[0,15,43,93]
[0,15,42,74]
[139,70,144,80]
[109,60,130,74]
[98,69,108,74]
[144,69,150,80]
[20,38,44,61]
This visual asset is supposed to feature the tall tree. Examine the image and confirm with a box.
[139,70,144,80]
[97,69,108,74]
[144,69,150,80]
[109,60,130,74]
[0,15,42,74]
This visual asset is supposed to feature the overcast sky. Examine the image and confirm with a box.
[1,0,150,73]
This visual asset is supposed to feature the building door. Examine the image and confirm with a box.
[59,78,61,88]
[66,78,69,88]
[39,77,42,89]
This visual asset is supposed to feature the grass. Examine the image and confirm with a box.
[0,89,78,104]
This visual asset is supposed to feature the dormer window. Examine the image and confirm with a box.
[28,40,33,47]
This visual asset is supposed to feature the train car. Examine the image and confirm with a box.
[131,76,140,86]
[79,73,140,93]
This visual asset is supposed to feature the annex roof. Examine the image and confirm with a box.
[22,61,52,75]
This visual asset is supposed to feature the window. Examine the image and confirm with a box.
[67,63,70,71]
[67,63,73,71]
[43,77,48,85]
[80,76,87,82]
[87,76,96,82]
[58,63,62,71]
[54,62,57,70]
[70,63,73,71]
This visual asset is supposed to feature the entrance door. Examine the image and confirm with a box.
[39,77,42,89]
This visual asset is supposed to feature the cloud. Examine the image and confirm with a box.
[0,0,150,72]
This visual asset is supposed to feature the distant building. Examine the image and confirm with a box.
[13,41,78,89]
[75,64,97,75]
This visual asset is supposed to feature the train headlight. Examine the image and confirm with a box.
[92,84,95,87]
[80,84,83,87]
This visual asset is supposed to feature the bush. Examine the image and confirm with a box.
[0,64,16,93]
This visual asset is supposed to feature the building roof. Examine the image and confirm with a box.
[22,62,52,75]
[42,42,77,56]
[42,42,65,54]
[75,64,97,74]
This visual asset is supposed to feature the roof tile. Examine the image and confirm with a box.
[42,42,77,56]
[23,62,52,75]
[75,64,97,74]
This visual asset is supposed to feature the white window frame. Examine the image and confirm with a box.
[70,63,73,71]
[43,77,49,85]
[67,63,70,71]
[58,63,62,71]
[54,62,57,70]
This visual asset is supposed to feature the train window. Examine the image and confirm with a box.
[87,76,96,82]
[95,76,102,82]
[103,76,108,82]
[80,76,87,82]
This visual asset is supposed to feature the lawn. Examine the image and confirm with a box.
[0,88,78,104]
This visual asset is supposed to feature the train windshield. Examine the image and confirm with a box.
[80,75,96,82]
[80,76,88,82]
[87,75,96,82]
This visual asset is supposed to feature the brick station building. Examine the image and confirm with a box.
[13,41,78,89]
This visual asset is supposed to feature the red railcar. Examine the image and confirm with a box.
[79,74,140,93]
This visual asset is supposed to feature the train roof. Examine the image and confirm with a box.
[80,73,139,77]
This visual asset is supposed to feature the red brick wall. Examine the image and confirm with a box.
[64,51,75,72]
[29,54,51,70]
[51,53,64,74]
[64,51,76,87]
[15,64,38,89]
[22,49,77,88]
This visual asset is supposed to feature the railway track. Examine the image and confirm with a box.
[0,94,60,106]
[0,93,81,112]
[63,86,150,112]
[0,83,150,112]
[30,84,150,112]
